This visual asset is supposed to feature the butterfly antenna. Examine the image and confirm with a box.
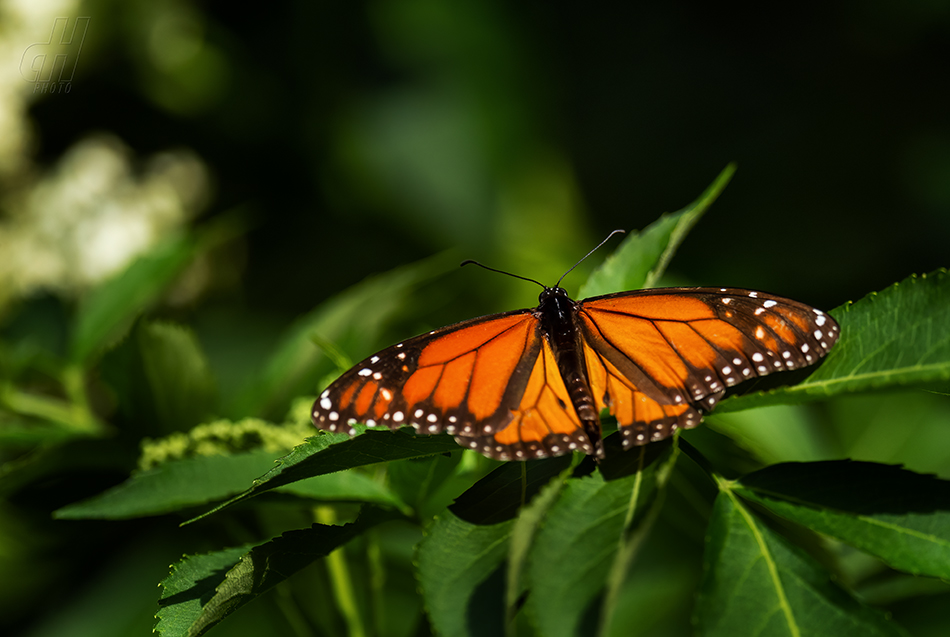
[555,229,626,288]
[460,260,546,289]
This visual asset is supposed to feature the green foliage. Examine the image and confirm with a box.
[3,167,949,637]
[732,461,950,579]
[695,482,906,637]
[156,510,396,637]
[579,162,736,298]
[70,233,198,365]
[232,252,458,420]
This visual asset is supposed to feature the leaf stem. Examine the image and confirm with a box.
[315,506,367,637]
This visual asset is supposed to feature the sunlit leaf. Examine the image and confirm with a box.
[579,163,735,298]
[695,484,906,637]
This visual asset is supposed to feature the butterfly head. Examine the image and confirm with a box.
[539,286,570,304]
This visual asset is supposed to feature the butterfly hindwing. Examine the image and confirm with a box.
[455,337,594,460]
[577,287,840,447]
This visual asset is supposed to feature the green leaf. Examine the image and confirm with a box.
[54,448,401,519]
[233,251,456,419]
[387,452,462,518]
[154,545,255,637]
[735,461,950,579]
[70,214,247,365]
[704,404,832,465]
[505,460,575,621]
[156,509,394,637]
[695,483,907,637]
[53,450,285,519]
[137,321,216,431]
[579,163,735,298]
[414,458,576,636]
[524,441,675,637]
[416,511,514,637]
[600,442,681,635]
[70,234,196,364]
[185,427,461,524]
[720,270,950,413]
[276,470,402,508]
[449,456,573,525]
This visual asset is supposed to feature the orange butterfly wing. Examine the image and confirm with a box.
[312,308,600,460]
[455,337,597,460]
[312,310,561,453]
[576,287,839,447]
[312,286,839,461]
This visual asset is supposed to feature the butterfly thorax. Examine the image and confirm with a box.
[535,286,605,457]
[535,286,576,341]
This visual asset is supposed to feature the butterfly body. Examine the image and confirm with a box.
[312,286,839,461]
[534,287,604,458]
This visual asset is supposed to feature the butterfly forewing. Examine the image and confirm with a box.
[311,309,543,443]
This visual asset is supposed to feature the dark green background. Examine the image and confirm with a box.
[31,0,949,317]
[4,2,950,636]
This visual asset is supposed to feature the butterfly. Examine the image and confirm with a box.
[311,247,839,461]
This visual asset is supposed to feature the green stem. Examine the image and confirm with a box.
[315,506,367,637]
[1,368,102,434]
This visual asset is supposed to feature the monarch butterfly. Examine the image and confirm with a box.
[311,240,839,461]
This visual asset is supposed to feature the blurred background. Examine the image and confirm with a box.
[1,0,948,635]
